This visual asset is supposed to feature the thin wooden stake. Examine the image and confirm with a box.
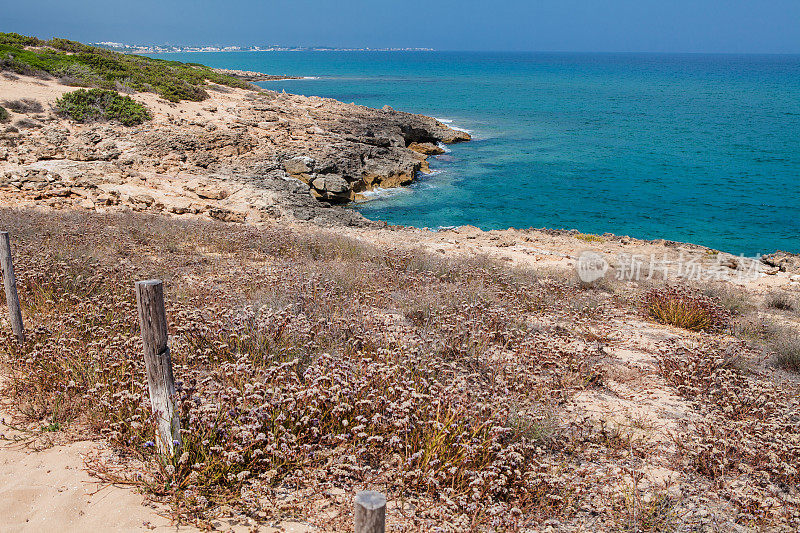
[354,490,386,533]
[135,279,181,456]
[0,232,24,344]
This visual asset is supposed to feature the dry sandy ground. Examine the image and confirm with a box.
[1,220,798,531]
[0,437,181,532]
[0,431,314,533]
[344,223,800,293]
[0,72,251,126]
[0,368,190,533]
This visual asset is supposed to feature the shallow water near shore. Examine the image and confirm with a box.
[151,51,800,255]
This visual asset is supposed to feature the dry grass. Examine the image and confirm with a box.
[0,209,798,530]
[767,325,800,372]
[731,315,800,372]
[0,209,609,530]
[575,233,604,243]
[764,291,797,312]
[701,282,754,315]
[659,341,800,524]
[645,285,731,332]
[1,98,44,114]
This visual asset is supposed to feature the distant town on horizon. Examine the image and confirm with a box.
[92,41,436,53]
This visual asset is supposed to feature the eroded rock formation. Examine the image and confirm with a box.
[0,75,469,225]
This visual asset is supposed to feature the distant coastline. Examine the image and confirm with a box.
[93,42,435,54]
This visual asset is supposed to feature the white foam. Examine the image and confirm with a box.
[359,187,411,200]
[436,142,451,154]
[434,117,473,134]
[359,170,444,201]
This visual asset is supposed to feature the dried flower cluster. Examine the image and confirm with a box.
[660,342,800,524]
[0,211,607,529]
[1,209,798,531]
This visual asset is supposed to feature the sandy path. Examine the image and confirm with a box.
[0,426,318,532]
[0,366,192,533]
[0,416,320,532]
[0,436,187,532]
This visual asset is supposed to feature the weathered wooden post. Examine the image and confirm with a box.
[0,232,24,344]
[135,279,181,457]
[354,490,386,533]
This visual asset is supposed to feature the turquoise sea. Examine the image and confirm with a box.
[151,52,800,255]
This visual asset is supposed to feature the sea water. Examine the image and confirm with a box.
[151,51,800,255]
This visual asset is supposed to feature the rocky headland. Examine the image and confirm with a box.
[0,72,468,228]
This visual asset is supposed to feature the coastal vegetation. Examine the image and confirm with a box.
[0,32,251,102]
[0,32,798,530]
[765,290,796,311]
[575,232,604,243]
[645,285,731,332]
[1,209,798,530]
[55,88,150,126]
[770,327,800,371]
[1,98,43,114]
[0,104,9,122]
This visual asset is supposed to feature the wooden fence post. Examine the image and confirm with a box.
[135,279,181,457]
[354,490,386,533]
[0,232,24,344]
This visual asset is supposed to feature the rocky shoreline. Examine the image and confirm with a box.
[1,72,798,275]
[210,67,305,82]
[0,73,470,226]
[0,73,468,227]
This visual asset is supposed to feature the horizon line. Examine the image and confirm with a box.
[140,48,800,56]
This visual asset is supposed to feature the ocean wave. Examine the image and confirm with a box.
[360,170,444,200]
[434,117,473,134]
[359,186,412,200]
[436,142,451,154]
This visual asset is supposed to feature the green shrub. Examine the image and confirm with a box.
[0,32,252,102]
[0,105,8,123]
[55,89,150,126]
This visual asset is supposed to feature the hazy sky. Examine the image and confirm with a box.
[3,0,800,53]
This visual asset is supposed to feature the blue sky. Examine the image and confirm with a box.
[2,0,799,53]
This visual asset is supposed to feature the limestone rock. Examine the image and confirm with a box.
[311,175,349,194]
[129,194,155,208]
[762,251,800,274]
[0,75,471,226]
[209,207,246,223]
[283,156,315,176]
[408,142,445,155]
[194,184,229,200]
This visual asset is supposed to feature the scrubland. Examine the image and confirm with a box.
[1,209,798,531]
